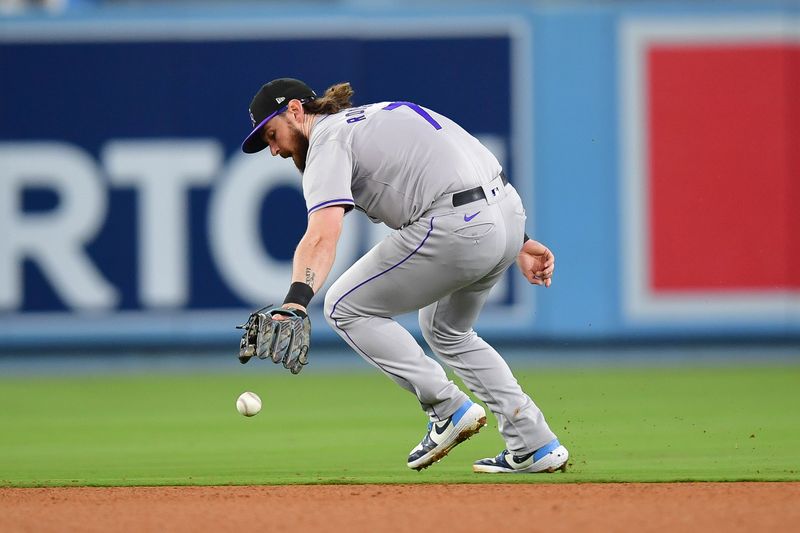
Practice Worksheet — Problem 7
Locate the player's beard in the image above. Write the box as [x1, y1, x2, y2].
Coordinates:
[288, 124, 310, 173]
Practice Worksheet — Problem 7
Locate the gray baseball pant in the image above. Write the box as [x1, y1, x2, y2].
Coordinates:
[323, 178, 557, 454]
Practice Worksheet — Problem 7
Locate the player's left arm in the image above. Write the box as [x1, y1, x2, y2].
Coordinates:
[282, 205, 345, 312]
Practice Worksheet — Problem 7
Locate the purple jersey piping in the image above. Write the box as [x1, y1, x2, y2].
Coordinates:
[307, 198, 355, 214]
[329, 218, 436, 413]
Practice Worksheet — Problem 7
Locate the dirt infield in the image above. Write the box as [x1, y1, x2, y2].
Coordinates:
[2, 483, 798, 532]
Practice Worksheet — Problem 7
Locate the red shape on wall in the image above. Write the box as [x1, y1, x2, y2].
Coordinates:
[648, 44, 799, 292]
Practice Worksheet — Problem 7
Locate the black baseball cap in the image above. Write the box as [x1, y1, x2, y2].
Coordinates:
[241, 78, 317, 154]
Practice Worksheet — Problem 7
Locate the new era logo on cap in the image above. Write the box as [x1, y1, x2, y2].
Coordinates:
[241, 78, 317, 154]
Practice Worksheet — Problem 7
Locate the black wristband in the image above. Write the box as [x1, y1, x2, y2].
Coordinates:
[283, 282, 314, 308]
[523, 232, 530, 244]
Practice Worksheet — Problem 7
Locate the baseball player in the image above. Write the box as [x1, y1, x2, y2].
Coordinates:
[237, 78, 568, 473]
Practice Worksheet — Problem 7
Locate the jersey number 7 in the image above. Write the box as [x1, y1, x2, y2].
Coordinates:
[383, 101, 442, 130]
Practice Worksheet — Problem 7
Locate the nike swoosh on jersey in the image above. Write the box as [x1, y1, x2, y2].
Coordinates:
[464, 211, 480, 222]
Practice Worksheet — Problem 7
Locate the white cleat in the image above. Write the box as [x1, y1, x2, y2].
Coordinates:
[407, 400, 487, 471]
[473, 439, 569, 473]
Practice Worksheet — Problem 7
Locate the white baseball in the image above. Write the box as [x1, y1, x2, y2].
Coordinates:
[236, 391, 262, 417]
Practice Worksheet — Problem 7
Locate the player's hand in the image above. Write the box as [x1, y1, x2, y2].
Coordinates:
[516, 239, 555, 287]
[277, 303, 307, 316]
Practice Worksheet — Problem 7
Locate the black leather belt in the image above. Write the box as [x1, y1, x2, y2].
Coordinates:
[452, 172, 509, 207]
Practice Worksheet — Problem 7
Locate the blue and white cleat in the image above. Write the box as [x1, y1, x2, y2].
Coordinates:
[407, 400, 487, 471]
[473, 439, 569, 473]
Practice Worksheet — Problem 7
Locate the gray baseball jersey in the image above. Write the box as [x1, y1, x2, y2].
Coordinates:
[306, 101, 557, 455]
[302, 102, 502, 229]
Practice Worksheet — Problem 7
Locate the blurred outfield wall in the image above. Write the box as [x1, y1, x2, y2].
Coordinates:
[0, 1, 797, 349]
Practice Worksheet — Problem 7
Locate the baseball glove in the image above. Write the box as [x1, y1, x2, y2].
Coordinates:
[237, 306, 311, 374]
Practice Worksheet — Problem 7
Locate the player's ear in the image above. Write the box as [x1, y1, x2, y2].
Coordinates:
[287, 99, 305, 122]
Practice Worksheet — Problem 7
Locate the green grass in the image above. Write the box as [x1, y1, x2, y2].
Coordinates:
[0, 364, 798, 486]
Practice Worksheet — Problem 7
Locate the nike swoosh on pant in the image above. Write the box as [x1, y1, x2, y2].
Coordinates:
[464, 211, 480, 222]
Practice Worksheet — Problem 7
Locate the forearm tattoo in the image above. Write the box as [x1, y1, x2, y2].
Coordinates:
[305, 267, 316, 289]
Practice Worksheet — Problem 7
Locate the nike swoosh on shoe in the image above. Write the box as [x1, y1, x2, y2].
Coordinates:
[434, 419, 451, 435]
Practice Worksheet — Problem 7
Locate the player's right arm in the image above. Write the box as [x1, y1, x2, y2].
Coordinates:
[236, 207, 342, 371]
[517, 239, 555, 287]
